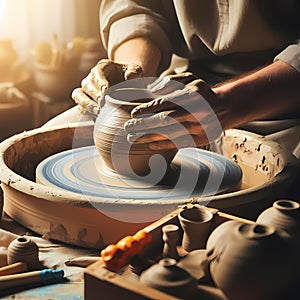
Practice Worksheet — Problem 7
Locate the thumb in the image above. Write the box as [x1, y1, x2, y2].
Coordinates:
[124, 63, 143, 80]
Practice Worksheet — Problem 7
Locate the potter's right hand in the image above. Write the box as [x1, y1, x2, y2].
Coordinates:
[72, 59, 143, 116]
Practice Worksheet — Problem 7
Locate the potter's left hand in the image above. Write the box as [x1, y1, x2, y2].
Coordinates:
[72, 59, 143, 116]
[124, 75, 226, 150]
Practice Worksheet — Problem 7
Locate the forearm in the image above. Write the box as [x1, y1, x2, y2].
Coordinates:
[213, 60, 300, 130]
[112, 37, 162, 77]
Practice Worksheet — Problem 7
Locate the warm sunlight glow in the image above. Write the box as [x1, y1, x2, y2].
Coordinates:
[0, 0, 6, 22]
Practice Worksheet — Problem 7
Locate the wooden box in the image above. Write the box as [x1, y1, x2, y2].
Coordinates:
[84, 205, 254, 299]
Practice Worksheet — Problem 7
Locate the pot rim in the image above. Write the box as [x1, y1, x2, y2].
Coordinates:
[105, 87, 155, 107]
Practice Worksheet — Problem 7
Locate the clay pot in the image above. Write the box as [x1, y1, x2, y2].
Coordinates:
[162, 224, 180, 260]
[94, 86, 177, 177]
[7, 236, 40, 270]
[256, 199, 300, 241]
[178, 206, 214, 251]
[206, 220, 299, 300]
[139, 257, 198, 298]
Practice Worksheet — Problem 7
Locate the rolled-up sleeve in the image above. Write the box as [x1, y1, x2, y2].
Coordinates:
[274, 40, 300, 72]
[99, 0, 172, 72]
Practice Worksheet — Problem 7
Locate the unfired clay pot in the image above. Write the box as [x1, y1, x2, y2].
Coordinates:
[206, 220, 299, 300]
[178, 206, 214, 251]
[94, 87, 177, 176]
[7, 236, 40, 270]
[139, 257, 198, 298]
[256, 199, 300, 241]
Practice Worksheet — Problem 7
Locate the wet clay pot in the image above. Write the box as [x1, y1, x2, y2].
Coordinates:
[139, 257, 198, 298]
[94, 87, 177, 177]
[256, 199, 300, 241]
[206, 221, 299, 300]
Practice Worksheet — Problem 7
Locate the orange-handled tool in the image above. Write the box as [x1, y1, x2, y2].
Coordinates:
[101, 229, 152, 272]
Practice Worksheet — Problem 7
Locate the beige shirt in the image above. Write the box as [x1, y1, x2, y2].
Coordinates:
[99, 0, 300, 77]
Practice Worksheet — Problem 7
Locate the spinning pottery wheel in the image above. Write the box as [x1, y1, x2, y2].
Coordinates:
[0, 123, 298, 249]
[35, 145, 242, 222]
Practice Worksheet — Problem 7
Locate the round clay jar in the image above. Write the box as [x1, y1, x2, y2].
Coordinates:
[139, 257, 198, 298]
[256, 199, 300, 241]
[94, 86, 177, 177]
[7, 236, 40, 270]
[206, 221, 299, 300]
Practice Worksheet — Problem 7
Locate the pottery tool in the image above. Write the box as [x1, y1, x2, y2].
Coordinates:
[0, 268, 65, 291]
[101, 229, 152, 272]
[0, 262, 27, 276]
[65, 256, 101, 268]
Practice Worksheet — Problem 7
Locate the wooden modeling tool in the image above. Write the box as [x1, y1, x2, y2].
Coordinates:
[0, 268, 65, 291]
[0, 262, 27, 276]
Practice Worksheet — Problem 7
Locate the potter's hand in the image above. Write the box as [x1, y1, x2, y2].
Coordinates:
[72, 59, 143, 116]
[125, 76, 225, 150]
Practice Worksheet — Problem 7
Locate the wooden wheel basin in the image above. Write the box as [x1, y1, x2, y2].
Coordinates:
[0, 123, 298, 249]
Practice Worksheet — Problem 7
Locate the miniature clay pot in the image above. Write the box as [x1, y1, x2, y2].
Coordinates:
[7, 236, 40, 270]
[162, 224, 180, 260]
[94, 86, 177, 177]
[178, 206, 214, 251]
[206, 220, 299, 300]
[139, 257, 198, 298]
[256, 199, 300, 241]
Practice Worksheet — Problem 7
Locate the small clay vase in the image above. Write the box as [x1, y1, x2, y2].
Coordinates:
[256, 199, 300, 241]
[7, 236, 40, 270]
[206, 220, 299, 300]
[139, 258, 198, 298]
[94, 84, 177, 177]
[178, 206, 214, 252]
[162, 224, 180, 260]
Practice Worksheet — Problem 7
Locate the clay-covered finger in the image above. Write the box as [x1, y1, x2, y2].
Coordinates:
[131, 87, 201, 117]
[81, 75, 103, 100]
[124, 111, 178, 132]
[72, 87, 94, 109]
[147, 76, 182, 95]
[149, 134, 207, 150]
[148, 72, 198, 95]
[127, 121, 202, 144]
[91, 59, 125, 91]
[124, 63, 143, 80]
